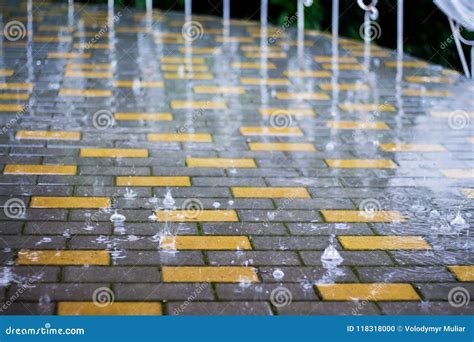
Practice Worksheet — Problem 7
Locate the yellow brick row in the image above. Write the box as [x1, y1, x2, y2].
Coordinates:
[160, 236, 251, 250]
[162, 266, 259, 282]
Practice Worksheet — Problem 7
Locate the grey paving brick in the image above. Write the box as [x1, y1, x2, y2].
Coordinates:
[167, 301, 273, 315]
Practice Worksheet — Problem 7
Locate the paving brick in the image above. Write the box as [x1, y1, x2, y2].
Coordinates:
[208, 251, 301, 266]
[167, 301, 273, 315]
[58, 302, 163, 315]
[277, 302, 380, 315]
[115, 283, 214, 300]
[17, 250, 110, 265]
[162, 266, 259, 283]
[317, 283, 420, 301]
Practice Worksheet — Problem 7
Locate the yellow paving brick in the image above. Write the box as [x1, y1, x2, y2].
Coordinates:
[319, 83, 369, 91]
[0, 69, 14, 76]
[80, 148, 148, 158]
[38, 25, 73, 31]
[338, 236, 431, 250]
[215, 36, 254, 43]
[0, 83, 33, 90]
[0, 93, 30, 100]
[147, 133, 212, 142]
[327, 121, 389, 130]
[59, 89, 112, 97]
[160, 236, 251, 250]
[34, 36, 72, 43]
[248, 142, 316, 152]
[114, 113, 172, 121]
[379, 143, 446, 152]
[58, 302, 162, 315]
[160, 57, 205, 64]
[65, 70, 112, 78]
[74, 31, 109, 38]
[283, 70, 331, 78]
[232, 187, 310, 198]
[16, 130, 81, 140]
[275, 92, 330, 100]
[30, 196, 111, 208]
[259, 108, 316, 117]
[164, 73, 214, 80]
[113, 80, 164, 88]
[161, 64, 209, 72]
[193, 86, 245, 94]
[240, 127, 303, 136]
[448, 266, 474, 281]
[314, 56, 358, 63]
[277, 40, 313, 46]
[321, 210, 405, 222]
[462, 189, 474, 199]
[240, 78, 290, 86]
[440, 169, 474, 178]
[171, 100, 227, 109]
[317, 283, 420, 301]
[385, 61, 428, 68]
[231, 62, 276, 69]
[17, 250, 109, 265]
[0, 104, 25, 112]
[116, 176, 190, 187]
[403, 89, 452, 97]
[339, 103, 396, 112]
[156, 210, 239, 222]
[244, 52, 287, 58]
[187, 157, 256, 168]
[162, 266, 259, 282]
[47, 52, 90, 59]
[4, 164, 77, 175]
[240, 45, 282, 52]
[73, 43, 111, 49]
[179, 47, 221, 54]
[321, 63, 365, 70]
[326, 159, 396, 169]
[431, 111, 474, 118]
[350, 50, 391, 57]
[405, 76, 454, 84]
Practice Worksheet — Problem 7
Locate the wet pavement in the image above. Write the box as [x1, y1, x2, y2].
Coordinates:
[0, 1, 473, 315]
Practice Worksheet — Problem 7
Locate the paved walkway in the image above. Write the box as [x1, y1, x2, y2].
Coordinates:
[0, 2, 473, 315]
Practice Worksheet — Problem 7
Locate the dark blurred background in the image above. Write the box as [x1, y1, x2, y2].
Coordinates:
[82, 0, 473, 72]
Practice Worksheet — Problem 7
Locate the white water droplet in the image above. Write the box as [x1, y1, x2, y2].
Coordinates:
[163, 190, 175, 209]
[272, 269, 284, 280]
[450, 212, 467, 226]
[110, 209, 126, 222]
[321, 244, 344, 268]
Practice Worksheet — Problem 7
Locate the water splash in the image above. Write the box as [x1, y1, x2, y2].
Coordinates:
[110, 209, 126, 222]
[124, 188, 137, 199]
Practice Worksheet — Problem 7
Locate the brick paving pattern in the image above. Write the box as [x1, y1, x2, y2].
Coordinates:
[0, 1, 473, 315]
